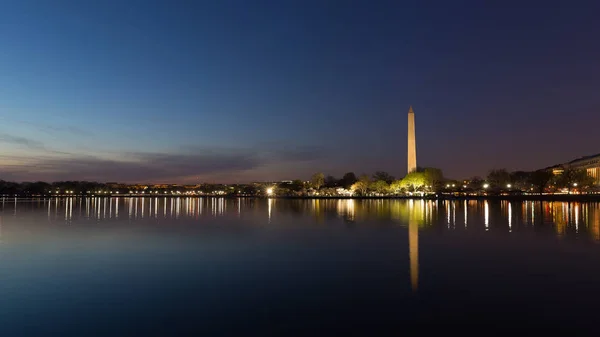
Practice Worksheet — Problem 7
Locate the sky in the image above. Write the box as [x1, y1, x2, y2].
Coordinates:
[1, 0, 599, 183]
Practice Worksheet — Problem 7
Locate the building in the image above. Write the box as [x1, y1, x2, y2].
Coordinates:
[549, 153, 600, 184]
[568, 154, 600, 183]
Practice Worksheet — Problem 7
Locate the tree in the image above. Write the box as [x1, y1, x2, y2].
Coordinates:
[319, 187, 338, 196]
[339, 172, 357, 189]
[280, 179, 305, 192]
[529, 170, 552, 194]
[240, 185, 259, 195]
[0, 180, 20, 195]
[444, 179, 460, 190]
[487, 169, 511, 188]
[324, 175, 338, 188]
[21, 181, 51, 195]
[351, 174, 371, 195]
[370, 180, 389, 194]
[401, 172, 427, 192]
[555, 168, 594, 190]
[372, 171, 395, 184]
[422, 167, 444, 191]
[510, 171, 530, 190]
[389, 180, 404, 194]
[310, 173, 325, 190]
[468, 176, 484, 189]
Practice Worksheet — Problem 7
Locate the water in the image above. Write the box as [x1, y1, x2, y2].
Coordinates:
[1, 197, 600, 336]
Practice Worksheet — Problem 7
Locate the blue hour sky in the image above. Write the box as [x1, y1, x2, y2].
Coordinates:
[1, 0, 599, 183]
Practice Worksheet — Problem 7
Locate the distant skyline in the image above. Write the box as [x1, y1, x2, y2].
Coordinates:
[1, 1, 600, 183]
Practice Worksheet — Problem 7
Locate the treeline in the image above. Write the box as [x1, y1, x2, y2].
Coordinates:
[0, 181, 109, 195]
[477, 168, 595, 193]
[0, 181, 243, 196]
[0, 166, 595, 196]
[296, 166, 596, 196]
[296, 167, 445, 196]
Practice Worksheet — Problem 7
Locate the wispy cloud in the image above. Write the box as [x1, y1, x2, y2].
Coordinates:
[0, 133, 46, 150]
[0, 117, 90, 136]
[0, 144, 326, 183]
[38, 124, 90, 136]
[0, 133, 72, 155]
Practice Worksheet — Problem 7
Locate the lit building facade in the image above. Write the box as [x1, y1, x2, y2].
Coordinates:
[550, 153, 600, 184]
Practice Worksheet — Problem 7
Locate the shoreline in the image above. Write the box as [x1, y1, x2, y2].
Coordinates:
[3, 194, 600, 202]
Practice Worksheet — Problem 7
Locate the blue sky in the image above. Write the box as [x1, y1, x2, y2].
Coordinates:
[1, 1, 600, 183]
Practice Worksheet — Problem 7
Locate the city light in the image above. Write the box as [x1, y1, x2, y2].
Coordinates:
[483, 184, 489, 189]
[507, 184, 512, 188]
[266, 188, 274, 196]
[573, 183, 578, 187]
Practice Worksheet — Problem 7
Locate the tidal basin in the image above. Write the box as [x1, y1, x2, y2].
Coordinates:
[1, 197, 600, 335]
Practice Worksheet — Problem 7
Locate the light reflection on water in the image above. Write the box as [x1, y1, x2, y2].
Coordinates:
[2, 197, 600, 334]
[1, 197, 600, 240]
[3, 197, 600, 289]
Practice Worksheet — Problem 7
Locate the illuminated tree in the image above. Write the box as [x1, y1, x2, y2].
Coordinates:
[370, 180, 389, 194]
[389, 180, 405, 194]
[351, 174, 371, 195]
[401, 172, 426, 192]
[311, 172, 325, 190]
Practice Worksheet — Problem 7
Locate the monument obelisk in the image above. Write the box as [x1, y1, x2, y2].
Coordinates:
[407, 106, 417, 173]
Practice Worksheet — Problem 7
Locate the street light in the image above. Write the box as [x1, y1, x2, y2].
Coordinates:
[573, 183, 578, 187]
[483, 184, 489, 189]
[507, 184, 512, 189]
[266, 188, 274, 196]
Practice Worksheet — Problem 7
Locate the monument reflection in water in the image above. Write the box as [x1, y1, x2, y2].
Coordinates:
[4, 197, 600, 282]
[2, 197, 600, 334]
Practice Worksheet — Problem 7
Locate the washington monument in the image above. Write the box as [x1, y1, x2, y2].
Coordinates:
[407, 106, 417, 173]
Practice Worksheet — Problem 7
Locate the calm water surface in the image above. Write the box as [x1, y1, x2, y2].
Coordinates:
[1, 197, 600, 335]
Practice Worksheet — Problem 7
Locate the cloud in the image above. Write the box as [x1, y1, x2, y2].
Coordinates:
[0, 117, 90, 136]
[31, 152, 261, 182]
[0, 145, 327, 183]
[0, 133, 46, 150]
[38, 124, 89, 136]
[0, 133, 73, 155]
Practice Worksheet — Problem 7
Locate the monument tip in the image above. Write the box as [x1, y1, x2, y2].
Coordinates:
[408, 106, 414, 114]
